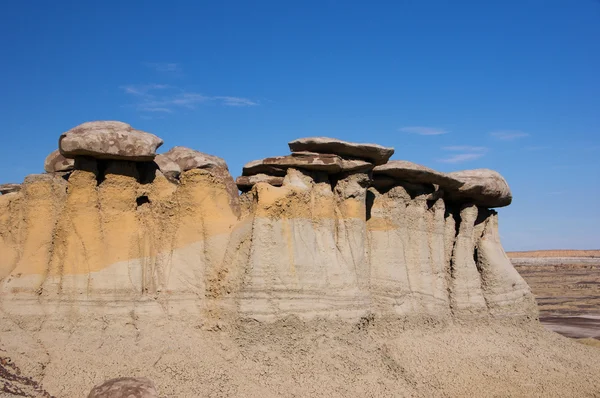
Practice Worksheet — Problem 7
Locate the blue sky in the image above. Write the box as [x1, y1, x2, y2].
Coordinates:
[1, 1, 599, 250]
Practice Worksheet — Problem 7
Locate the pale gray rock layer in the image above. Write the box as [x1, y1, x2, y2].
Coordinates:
[288, 136, 394, 165]
[59, 121, 163, 161]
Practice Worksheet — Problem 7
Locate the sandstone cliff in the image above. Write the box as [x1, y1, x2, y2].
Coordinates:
[0, 121, 536, 324]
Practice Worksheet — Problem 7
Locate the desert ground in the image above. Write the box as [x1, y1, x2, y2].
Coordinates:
[510, 250, 600, 341]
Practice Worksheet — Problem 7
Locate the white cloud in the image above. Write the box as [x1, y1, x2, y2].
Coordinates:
[438, 145, 487, 163]
[144, 62, 182, 73]
[438, 153, 486, 163]
[490, 130, 529, 141]
[120, 84, 171, 96]
[121, 84, 258, 113]
[214, 96, 258, 107]
[399, 126, 448, 135]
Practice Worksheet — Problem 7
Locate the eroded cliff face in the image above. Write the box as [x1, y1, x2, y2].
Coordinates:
[0, 122, 537, 323]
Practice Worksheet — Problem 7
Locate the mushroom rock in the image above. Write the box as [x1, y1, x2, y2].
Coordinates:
[373, 160, 463, 190]
[59, 121, 163, 161]
[288, 136, 394, 165]
[0, 183, 21, 195]
[0, 135, 534, 323]
[446, 168, 512, 208]
[44, 149, 75, 172]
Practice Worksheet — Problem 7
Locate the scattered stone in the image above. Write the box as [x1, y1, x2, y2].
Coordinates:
[44, 149, 74, 172]
[446, 169, 512, 208]
[59, 121, 163, 161]
[154, 154, 181, 180]
[0, 183, 21, 195]
[288, 137, 394, 165]
[236, 174, 285, 190]
[373, 160, 463, 190]
[87, 377, 158, 398]
[163, 146, 228, 171]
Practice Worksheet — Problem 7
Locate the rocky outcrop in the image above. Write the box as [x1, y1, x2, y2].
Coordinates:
[87, 377, 158, 398]
[446, 168, 512, 207]
[154, 154, 181, 181]
[288, 137, 394, 165]
[44, 149, 75, 172]
[0, 121, 535, 324]
[236, 174, 284, 191]
[0, 183, 20, 194]
[59, 121, 163, 161]
[373, 160, 463, 189]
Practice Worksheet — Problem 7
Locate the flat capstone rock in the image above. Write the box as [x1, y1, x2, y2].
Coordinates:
[59, 121, 163, 161]
[288, 137, 394, 165]
[446, 168, 512, 208]
[0, 183, 21, 195]
[373, 160, 463, 190]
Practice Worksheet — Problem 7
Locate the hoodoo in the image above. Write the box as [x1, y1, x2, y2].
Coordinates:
[0, 122, 535, 320]
[2, 121, 598, 397]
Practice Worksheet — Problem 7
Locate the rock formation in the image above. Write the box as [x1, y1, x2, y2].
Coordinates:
[0, 121, 536, 323]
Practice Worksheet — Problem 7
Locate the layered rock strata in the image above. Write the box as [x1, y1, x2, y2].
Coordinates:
[0, 122, 536, 323]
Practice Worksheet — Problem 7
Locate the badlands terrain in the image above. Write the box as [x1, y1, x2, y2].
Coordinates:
[0, 121, 599, 397]
[510, 250, 600, 342]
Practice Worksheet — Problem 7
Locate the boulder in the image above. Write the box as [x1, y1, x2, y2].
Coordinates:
[59, 121, 163, 161]
[288, 137, 394, 165]
[446, 169, 512, 208]
[163, 146, 227, 171]
[44, 149, 74, 172]
[164, 146, 240, 214]
[154, 154, 181, 180]
[373, 160, 463, 190]
[87, 377, 158, 398]
[0, 183, 21, 195]
[236, 174, 285, 190]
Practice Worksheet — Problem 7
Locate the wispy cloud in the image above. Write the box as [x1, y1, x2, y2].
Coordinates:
[490, 130, 529, 141]
[121, 84, 258, 113]
[214, 96, 258, 106]
[439, 153, 486, 163]
[399, 126, 448, 135]
[120, 84, 171, 96]
[144, 62, 182, 73]
[443, 145, 487, 152]
[438, 145, 488, 163]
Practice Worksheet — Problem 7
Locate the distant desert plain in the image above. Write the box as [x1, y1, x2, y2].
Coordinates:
[510, 250, 600, 344]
